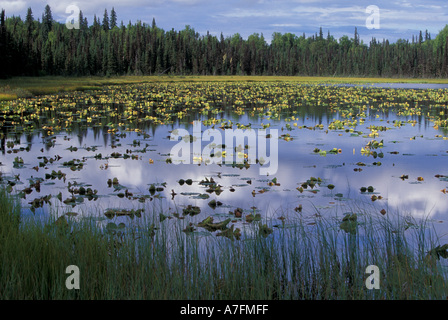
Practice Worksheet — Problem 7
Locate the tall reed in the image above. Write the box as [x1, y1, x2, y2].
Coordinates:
[0, 188, 447, 299]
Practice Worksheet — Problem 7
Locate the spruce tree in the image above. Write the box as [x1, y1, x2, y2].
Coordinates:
[25, 7, 33, 27]
[0, 9, 7, 78]
[79, 10, 88, 31]
[42, 4, 52, 35]
[110, 7, 117, 29]
[102, 9, 109, 31]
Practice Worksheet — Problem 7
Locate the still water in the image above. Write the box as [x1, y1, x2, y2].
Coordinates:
[1, 82, 448, 239]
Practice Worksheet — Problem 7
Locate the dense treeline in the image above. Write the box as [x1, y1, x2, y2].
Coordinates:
[1, 5, 448, 79]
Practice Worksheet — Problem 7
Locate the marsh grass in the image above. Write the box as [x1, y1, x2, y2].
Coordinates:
[0, 85, 33, 101]
[2, 75, 448, 101]
[1, 187, 447, 299]
[0, 93, 18, 101]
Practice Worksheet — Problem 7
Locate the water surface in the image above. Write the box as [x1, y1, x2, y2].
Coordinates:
[1, 81, 448, 239]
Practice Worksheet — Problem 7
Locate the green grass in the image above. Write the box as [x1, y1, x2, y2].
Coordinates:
[1, 75, 448, 100]
[1, 188, 447, 299]
[0, 85, 33, 101]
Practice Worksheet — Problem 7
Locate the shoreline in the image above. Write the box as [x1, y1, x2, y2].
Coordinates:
[2, 75, 448, 101]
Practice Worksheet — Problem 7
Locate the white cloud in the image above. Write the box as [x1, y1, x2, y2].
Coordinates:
[270, 23, 302, 27]
[170, 0, 203, 4]
[219, 8, 293, 18]
[109, 160, 144, 187]
[0, 0, 26, 13]
[292, 5, 365, 15]
[1, 0, 447, 43]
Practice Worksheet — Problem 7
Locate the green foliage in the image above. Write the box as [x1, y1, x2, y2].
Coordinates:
[0, 5, 447, 79]
[1, 187, 448, 299]
[434, 25, 448, 51]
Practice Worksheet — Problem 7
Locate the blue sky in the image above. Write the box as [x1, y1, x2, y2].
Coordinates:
[1, 0, 448, 43]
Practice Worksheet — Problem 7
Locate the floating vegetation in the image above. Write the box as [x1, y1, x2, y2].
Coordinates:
[208, 199, 223, 209]
[339, 213, 358, 234]
[1, 79, 448, 248]
[197, 216, 231, 232]
[107, 178, 119, 188]
[182, 223, 196, 234]
[3, 79, 448, 301]
[182, 205, 201, 216]
[178, 179, 193, 186]
[299, 177, 323, 190]
[427, 244, 448, 260]
[45, 170, 66, 181]
[62, 159, 84, 171]
[267, 177, 280, 186]
[29, 195, 52, 213]
[104, 208, 144, 219]
[245, 213, 262, 223]
[313, 147, 341, 156]
[216, 224, 241, 240]
[105, 222, 126, 234]
[148, 184, 164, 195]
[360, 186, 375, 193]
[13, 157, 24, 169]
[258, 223, 273, 237]
[232, 207, 243, 218]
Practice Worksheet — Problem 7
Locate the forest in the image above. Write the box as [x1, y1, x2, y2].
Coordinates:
[1, 4, 448, 79]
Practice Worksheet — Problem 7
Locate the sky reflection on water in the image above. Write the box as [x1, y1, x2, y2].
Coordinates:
[2, 85, 448, 240]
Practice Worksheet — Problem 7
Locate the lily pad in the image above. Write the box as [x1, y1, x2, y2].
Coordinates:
[197, 216, 231, 231]
[208, 199, 223, 209]
[183, 223, 196, 233]
[427, 244, 448, 260]
[104, 208, 143, 219]
[245, 213, 262, 223]
[216, 224, 241, 240]
[258, 223, 273, 237]
[339, 213, 358, 234]
[182, 205, 201, 216]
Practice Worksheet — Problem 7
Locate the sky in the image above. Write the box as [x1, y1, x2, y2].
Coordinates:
[1, 0, 448, 43]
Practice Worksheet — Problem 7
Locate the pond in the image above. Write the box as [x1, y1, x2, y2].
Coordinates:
[341, 82, 448, 90]
[1, 81, 448, 239]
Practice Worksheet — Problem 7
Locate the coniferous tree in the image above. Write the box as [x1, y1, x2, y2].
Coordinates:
[102, 9, 109, 31]
[24, 7, 34, 48]
[1, 6, 448, 79]
[110, 7, 117, 29]
[42, 4, 52, 36]
[79, 10, 88, 31]
[0, 9, 7, 78]
[25, 7, 33, 27]
[354, 27, 359, 46]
